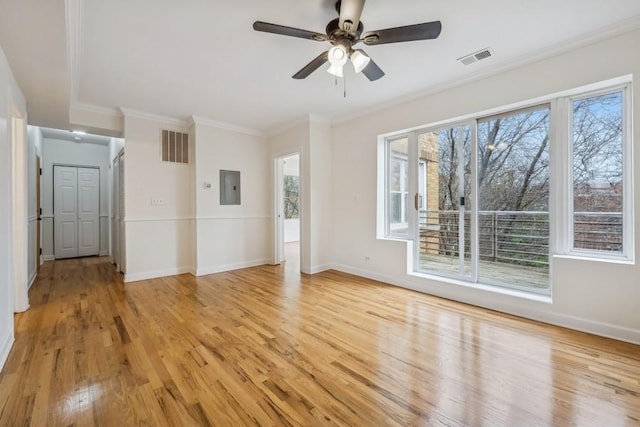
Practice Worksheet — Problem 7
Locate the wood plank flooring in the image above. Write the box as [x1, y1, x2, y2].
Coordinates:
[0, 256, 639, 426]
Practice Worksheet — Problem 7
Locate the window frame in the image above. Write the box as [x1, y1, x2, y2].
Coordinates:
[385, 135, 411, 238]
[564, 83, 633, 262]
[380, 76, 634, 293]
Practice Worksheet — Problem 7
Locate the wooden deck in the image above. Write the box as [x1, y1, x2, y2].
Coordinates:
[419, 254, 550, 291]
[0, 257, 638, 425]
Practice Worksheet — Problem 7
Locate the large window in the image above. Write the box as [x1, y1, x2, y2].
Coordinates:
[382, 80, 632, 295]
[570, 89, 626, 256]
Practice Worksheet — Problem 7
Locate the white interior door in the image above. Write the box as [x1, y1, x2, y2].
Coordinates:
[77, 168, 100, 257]
[54, 166, 79, 259]
[54, 165, 100, 259]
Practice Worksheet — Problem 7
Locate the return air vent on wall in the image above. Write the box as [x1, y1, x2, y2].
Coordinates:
[161, 129, 189, 164]
[457, 48, 493, 66]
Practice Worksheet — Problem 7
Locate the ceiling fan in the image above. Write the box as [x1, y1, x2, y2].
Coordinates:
[253, 0, 442, 81]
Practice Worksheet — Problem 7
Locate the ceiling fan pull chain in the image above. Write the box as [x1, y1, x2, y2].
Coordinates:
[343, 73, 347, 98]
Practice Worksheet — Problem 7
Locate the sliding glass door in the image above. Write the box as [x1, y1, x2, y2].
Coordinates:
[415, 125, 472, 278]
[476, 106, 550, 291]
[408, 108, 550, 293]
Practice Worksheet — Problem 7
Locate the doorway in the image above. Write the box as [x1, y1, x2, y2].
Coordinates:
[53, 165, 100, 259]
[36, 154, 41, 271]
[275, 153, 300, 271]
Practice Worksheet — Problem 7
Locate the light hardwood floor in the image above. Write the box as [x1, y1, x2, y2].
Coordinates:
[0, 257, 639, 426]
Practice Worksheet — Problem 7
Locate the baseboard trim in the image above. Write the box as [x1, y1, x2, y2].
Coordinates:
[124, 267, 193, 283]
[28, 269, 37, 289]
[99, 251, 109, 257]
[196, 259, 270, 276]
[43, 255, 55, 261]
[330, 263, 640, 345]
[0, 330, 15, 373]
[302, 264, 332, 275]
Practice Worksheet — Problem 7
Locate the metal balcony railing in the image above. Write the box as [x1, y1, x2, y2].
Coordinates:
[418, 210, 622, 268]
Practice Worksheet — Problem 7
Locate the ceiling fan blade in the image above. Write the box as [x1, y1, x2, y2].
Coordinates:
[292, 51, 329, 79]
[338, 0, 365, 34]
[253, 21, 327, 41]
[362, 21, 442, 45]
[360, 54, 385, 81]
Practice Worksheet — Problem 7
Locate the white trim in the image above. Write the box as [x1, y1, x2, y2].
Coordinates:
[71, 102, 121, 117]
[99, 214, 109, 218]
[124, 217, 194, 223]
[43, 255, 55, 261]
[196, 259, 270, 276]
[41, 214, 54, 219]
[28, 269, 37, 289]
[191, 115, 266, 137]
[196, 215, 271, 221]
[267, 116, 312, 138]
[119, 107, 189, 128]
[124, 266, 193, 283]
[99, 250, 109, 257]
[0, 332, 14, 373]
[124, 216, 271, 222]
[303, 264, 332, 275]
[332, 19, 640, 128]
[330, 263, 640, 345]
[27, 216, 37, 222]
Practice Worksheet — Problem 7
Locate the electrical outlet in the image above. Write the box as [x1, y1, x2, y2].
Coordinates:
[150, 198, 164, 206]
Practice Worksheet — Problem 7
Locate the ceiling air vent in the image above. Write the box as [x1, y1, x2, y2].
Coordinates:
[161, 129, 189, 164]
[457, 48, 493, 66]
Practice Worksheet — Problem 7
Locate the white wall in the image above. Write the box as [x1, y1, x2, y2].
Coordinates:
[309, 119, 332, 271]
[268, 117, 333, 273]
[0, 45, 26, 371]
[193, 121, 270, 275]
[41, 138, 111, 259]
[122, 114, 194, 281]
[330, 29, 640, 344]
[26, 126, 43, 286]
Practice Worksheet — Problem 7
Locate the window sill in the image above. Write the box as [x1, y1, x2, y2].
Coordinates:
[553, 254, 635, 265]
[408, 271, 553, 304]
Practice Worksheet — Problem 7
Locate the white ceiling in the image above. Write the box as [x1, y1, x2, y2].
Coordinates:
[39, 127, 112, 145]
[1, 0, 640, 135]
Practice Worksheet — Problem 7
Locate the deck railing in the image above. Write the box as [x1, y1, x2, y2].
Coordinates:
[419, 210, 622, 268]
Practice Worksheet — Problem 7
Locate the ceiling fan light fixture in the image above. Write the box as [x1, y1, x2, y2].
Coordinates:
[327, 63, 344, 78]
[328, 45, 348, 67]
[350, 50, 370, 73]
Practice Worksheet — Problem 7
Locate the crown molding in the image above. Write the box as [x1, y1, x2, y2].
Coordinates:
[72, 102, 121, 117]
[266, 116, 312, 138]
[119, 107, 189, 128]
[190, 115, 266, 137]
[333, 16, 640, 128]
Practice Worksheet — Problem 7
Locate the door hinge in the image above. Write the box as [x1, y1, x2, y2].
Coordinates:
[39, 168, 42, 175]
[39, 248, 42, 255]
[39, 208, 42, 215]
[460, 196, 466, 207]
